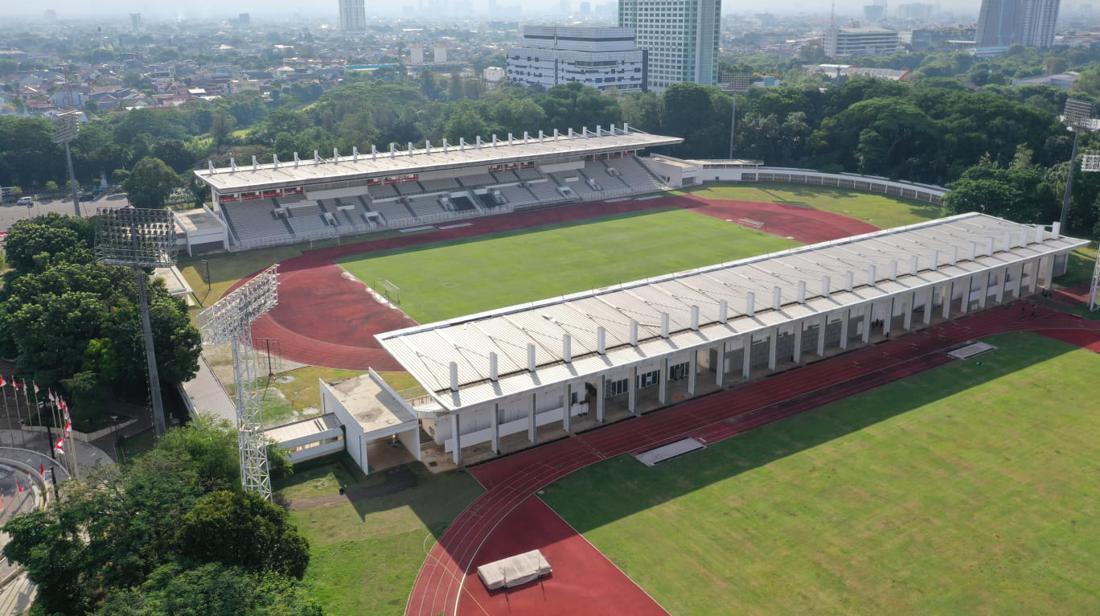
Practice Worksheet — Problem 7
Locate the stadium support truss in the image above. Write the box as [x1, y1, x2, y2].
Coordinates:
[197, 266, 279, 500]
[95, 207, 177, 437]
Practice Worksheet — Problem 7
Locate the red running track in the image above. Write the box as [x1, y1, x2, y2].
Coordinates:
[244, 195, 874, 370]
[406, 304, 1100, 616]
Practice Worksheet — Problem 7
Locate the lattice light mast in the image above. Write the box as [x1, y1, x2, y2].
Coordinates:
[1059, 98, 1098, 231]
[52, 110, 82, 218]
[1089, 249, 1100, 312]
[95, 207, 177, 437]
[197, 266, 279, 500]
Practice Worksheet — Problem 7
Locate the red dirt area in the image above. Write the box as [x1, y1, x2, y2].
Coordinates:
[678, 193, 879, 244]
[405, 304, 1100, 616]
[455, 497, 666, 616]
[248, 195, 874, 370]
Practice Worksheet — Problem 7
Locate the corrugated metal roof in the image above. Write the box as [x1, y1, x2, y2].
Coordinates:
[193, 128, 682, 193]
[377, 213, 1088, 411]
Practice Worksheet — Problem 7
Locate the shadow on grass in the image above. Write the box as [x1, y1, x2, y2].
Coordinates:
[543, 332, 1087, 535]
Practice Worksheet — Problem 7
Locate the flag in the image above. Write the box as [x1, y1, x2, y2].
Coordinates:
[33, 381, 39, 395]
[11, 377, 19, 391]
[0, 376, 7, 388]
[17, 483, 23, 494]
[39, 463, 44, 476]
[53, 437, 65, 455]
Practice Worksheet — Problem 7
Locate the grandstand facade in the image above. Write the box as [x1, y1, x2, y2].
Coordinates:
[375, 213, 1087, 465]
[193, 125, 681, 251]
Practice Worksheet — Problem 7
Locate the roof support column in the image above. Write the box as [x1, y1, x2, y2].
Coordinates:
[942, 281, 953, 319]
[687, 350, 697, 397]
[528, 394, 537, 444]
[715, 343, 726, 388]
[742, 335, 752, 379]
[977, 271, 990, 310]
[883, 298, 894, 337]
[768, 327, 778, 371]
[924, 287, 935, 325]
[959, 276, 972, 315]
[903, 293, 914, 331]
[562, 382, 571, 433]
[995, 266, 1008, 304]
[658, 357, 669, 406]
[862, 304, 873, 344]
[792, 320, 803, 364]
[596, 375, 605, 423]
[840, 309, 850, 350]
[628, 366, 637, 415]
[490, 403, 500, 455]
[817, 313, 828, 356]
[451, 414, 461, 466]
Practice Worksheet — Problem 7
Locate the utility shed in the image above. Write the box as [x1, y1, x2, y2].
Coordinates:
[320, 369, 421, 474]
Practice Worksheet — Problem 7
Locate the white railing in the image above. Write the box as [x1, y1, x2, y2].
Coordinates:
[734, 167, 947, 205]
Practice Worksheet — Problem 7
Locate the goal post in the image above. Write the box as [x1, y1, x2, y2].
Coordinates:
[378, 279, 402, 305]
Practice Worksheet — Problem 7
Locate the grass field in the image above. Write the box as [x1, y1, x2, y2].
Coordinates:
[543, 332, 1100, 615]
[277, 460, 482, 615]
[339, 209, 798, 323]
[681, 183, 949, 229]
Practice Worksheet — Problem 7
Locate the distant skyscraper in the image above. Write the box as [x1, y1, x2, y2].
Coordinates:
[619, 0, 721, 91]
[339, 0, 367, 32]
[130, 13, 142, 31]
[976, 0, 1060, 52]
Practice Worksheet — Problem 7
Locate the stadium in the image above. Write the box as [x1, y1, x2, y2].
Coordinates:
[188, 126, 1100, 616]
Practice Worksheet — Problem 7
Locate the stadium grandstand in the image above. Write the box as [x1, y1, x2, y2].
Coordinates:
[192, 125, 681, 251]
[367, 213, 1085, 466]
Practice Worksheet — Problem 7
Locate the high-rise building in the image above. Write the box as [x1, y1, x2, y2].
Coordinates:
[825, 27, 900, 57]
[339, 0, 367, 32]
[130, 13, 142, 31]
[976, 0, 1060, 53]
[506, 26, 648, 92]
[619, 0, 720, 91]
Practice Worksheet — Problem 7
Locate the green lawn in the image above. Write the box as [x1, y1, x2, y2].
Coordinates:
[277, 460, 482, 615]
[680, 183, 949, 229]
[339, 209, 798, 323]
[543, 332, 1100, 615]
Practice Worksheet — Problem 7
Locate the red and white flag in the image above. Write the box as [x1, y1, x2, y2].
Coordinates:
[38, 463, 45, 476]
[53, 437, 65, 455]
[0, 376, 7, 389]
[16, 484, 22, 494]
[33, 381, 39, 395]
[11, 377, 20, 391]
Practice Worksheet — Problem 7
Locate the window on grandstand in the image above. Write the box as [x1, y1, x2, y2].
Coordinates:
[605, 377, 629, 399]
[668, 361, 691, 382]
[637, 370, 660, 390]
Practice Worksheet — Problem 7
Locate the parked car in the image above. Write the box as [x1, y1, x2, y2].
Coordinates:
[16, 196, 34, 207]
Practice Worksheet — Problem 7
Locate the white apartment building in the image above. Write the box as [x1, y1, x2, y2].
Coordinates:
[618, 0, 721, 91]
[506, 26, 648, 92]
[825, 27, 901, 57]
[338, 0, 366, 32]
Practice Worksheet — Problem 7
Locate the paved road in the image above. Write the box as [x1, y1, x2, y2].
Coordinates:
[0, 193, 130, 233]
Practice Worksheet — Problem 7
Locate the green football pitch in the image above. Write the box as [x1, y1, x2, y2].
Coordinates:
[339, 209, 797, 323]
[543, 332, 1100, 614]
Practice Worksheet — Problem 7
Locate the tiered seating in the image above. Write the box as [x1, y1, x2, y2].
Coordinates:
[456, 174, 495, 187]
[449, 194, 478, 211]
[372, 200, 418, 225]
[421, 178, 460, 192]
[497, 184, 539, 207]
[406, 195, 448, 218]
[608, 157, 666, 193]
[286, 203, 330, 234]
[491, 170, 520, 183]
[526, 180, 567, 202]
[395, 181, 425, 196]
[557, 172, 603, 201]
[515, 167, 541, 181]
[369, 184, 400, 199]
[222, 199, 294, 244]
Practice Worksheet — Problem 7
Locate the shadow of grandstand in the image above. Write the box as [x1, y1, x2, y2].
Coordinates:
[542, 330, 1093, 535]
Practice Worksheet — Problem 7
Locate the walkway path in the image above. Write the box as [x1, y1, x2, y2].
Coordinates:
[405, 304, 1100, 616]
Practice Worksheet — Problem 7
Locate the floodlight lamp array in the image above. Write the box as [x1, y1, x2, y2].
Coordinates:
[1082, 153, 1100, 173]
[197, 265, 279, 344]
[94, 207, 177, 268]
[1063, 98, 1095, 129]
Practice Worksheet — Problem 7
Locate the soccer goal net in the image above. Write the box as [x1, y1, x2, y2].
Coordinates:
[378, 279, 402, 305]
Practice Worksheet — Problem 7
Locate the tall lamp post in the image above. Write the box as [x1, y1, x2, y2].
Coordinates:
[1059, 98, 1098, 232]
[197, 266, 279, 500]
[52, 110, 83, 218]
[719, 71, 752, 160]
[95, 207, 177, 437]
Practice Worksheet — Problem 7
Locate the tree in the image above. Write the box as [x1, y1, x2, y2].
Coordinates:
[2, 213, 94, 272]
[177, 490, 310, 579]
[123, 157, 179, 208]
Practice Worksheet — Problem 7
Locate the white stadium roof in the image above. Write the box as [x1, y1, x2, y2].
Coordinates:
[377, 213, 1087, 411]
[193, 127, 682, 193]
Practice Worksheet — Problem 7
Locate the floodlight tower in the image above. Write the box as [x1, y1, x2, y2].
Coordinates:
[1059, 98, 1097, 232]
[95, 207, 177, 437]
[52, 110, 83, 217]
[197, 266, 279, 500]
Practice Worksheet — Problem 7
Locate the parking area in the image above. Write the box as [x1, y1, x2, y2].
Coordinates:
[0, 192, 130, 233]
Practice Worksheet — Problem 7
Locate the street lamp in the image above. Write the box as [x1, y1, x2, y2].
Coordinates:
[95, 207, 177, 438]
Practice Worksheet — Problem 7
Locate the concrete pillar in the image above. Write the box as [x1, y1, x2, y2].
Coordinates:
[942, 281, 952, 319]
[628, 366, 637, 415]
[768, 327, 778, 371]
[451, 414, 461, 465]
[977, 273, 989, 309]
[792, 321, 803, 364]
[903, 294, 914, 331]
[528, 394, 537, 443]
[490, 403, 500, 454]
[742, 337, 752, 379]
[687, 350, 697, 396]
[924, 287, 934, 325]
[840, 309, 850, 350]
[959, 276, 971, 314]
[817, 314, 828, 356]
[862, 305, 873, 344]
[596, 376, 605, 423]
[562, 383, 571, 433]
[883, 298, 893, 336]
[995, 266, 1007, 304]
[716, 343, 726, 387]
[658, 357, 669, 405]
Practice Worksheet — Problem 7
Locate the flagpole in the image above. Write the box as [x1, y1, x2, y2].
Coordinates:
[50, 394, 63, 468]
[31, 383, 43, 454]
[0, 379, 11, 449]
[12, 379, 25, 449]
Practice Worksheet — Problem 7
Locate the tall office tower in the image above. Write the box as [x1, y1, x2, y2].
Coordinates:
[976, 0, 1060, 53]
[1020, 0, 1061, 47]
[619, 0, 721, 91]
[339, 0, 367, 32]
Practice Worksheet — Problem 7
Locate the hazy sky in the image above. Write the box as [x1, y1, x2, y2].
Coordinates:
[8, 0, 983, 20]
